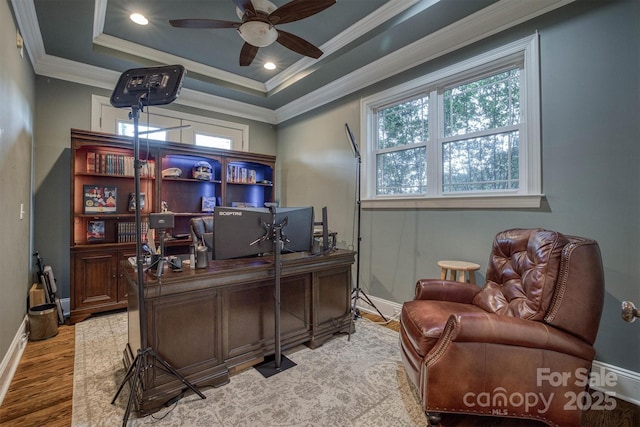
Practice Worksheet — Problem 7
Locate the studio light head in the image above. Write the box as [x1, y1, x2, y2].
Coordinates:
[110, 65, 186, 108]
[344, 123, 360, 158]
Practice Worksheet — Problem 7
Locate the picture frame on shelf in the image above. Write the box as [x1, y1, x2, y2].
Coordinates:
[87, 220, 105, 243]
[201, 196, 216, 212]
[83, 185, 117, 214]
[128, 192, 146, 212]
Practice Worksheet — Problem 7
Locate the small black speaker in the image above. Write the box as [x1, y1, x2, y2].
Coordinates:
[149, 213, 175, 229]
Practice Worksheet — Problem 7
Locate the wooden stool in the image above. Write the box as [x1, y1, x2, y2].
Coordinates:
[438, 260, 481, 284]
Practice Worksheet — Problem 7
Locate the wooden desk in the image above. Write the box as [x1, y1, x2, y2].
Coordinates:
[123, 249, 355, 413]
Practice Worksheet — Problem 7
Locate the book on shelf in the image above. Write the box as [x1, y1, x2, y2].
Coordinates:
[87, 220, 105, 243]
[85, 151, 154, 177]
[140, 161, 155, 178]
[227, 165, 257, 183]
[83, 185, 117, 214]
[117, 220, 149, 243]
[86, 152, 96, 173]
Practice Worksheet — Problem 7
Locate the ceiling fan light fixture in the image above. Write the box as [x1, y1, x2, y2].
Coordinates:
[130, 13, 148, 26]
[236, 0, 277, 19]
[237, 21, 278, 47]
[170, 0, 334, 66]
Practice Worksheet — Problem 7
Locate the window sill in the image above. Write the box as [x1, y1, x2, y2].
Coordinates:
[361, 194, 545, 209]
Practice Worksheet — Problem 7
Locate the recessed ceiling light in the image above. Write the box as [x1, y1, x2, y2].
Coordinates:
[130, 13, 148, 26]
[264, 62, 276, 70]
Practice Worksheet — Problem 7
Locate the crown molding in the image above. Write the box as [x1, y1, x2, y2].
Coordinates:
[93, 0, 107, 39]
[92, 33, 267, 94]
[11, 0, 275, 122]
[26, 51, 276, 123]
[178, 88, 277, 123]
[32, 54, 277, 123]
[90, 0, 266, 94]
[10, 0, 45, 61]
[34, 54, 119, 90]
[264, 0, 422, 93]
[12, 0, 573, 125]
[275, 0, 574, 123]
[91, 0, 419, 97]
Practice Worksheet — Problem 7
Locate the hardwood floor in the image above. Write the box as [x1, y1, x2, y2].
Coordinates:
[0, 323, 74, 427]
[0, 313, 637, 427]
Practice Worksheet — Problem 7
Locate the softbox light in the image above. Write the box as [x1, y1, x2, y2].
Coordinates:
[110, 65, 186, 108]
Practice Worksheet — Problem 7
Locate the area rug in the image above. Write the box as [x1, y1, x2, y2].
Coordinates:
[72, 312, 427, 426]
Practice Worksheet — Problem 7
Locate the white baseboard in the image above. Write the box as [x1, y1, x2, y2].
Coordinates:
[0, 315, 29, 406]
[355, 294, 403, 322]
[355, 295, 640, 407]
[591, 360, 640, 406]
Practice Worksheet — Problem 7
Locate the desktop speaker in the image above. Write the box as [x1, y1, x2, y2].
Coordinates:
[149, 213, 175, 229]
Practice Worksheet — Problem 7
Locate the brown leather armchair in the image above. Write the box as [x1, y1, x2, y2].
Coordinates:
[399, 228, 604, 427]
[190, 216, 214, 255]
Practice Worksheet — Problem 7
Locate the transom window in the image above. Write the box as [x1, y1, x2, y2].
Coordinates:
[93, 95, 248, 152]
[361, 35, 541, 209]
[195, 133, 232, 150]
[117, 123, 167, 141]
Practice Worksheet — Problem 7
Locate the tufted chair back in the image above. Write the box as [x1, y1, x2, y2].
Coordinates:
[473, 228, 569, 320]
[472, 228, 604, 344]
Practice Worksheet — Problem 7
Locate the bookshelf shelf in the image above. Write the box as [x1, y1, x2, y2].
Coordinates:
[227, 181, 273, 186]
[162, 177, 222, 184]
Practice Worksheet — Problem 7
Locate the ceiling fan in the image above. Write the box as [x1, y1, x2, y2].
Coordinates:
[169, 0, 336, 67]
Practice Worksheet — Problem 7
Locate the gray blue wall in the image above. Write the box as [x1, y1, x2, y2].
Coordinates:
[276, 0, 640, 372]
[0, 2, 36, 360]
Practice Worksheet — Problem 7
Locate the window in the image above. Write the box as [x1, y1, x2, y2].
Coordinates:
[117, 123, 167, 141]
[92, 95, 248, 151]
[376, 95, 428, 195]
[361, 35, 541, 209]
[441, 68, 520, 193]
[195, 133, 232, 150]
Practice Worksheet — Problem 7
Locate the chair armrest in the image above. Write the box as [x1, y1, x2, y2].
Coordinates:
[414, 279, 481, 304]
[448, 312, 595, 360]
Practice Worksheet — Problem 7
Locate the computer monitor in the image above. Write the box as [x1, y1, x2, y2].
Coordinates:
[213, 206, 314, 260]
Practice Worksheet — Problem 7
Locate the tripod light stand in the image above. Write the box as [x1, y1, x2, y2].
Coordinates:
[344, 124, 387, 327]
[109, 65, 205, 426]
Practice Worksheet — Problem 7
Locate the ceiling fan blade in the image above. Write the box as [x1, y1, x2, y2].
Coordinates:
[232, 0, 256, 17]
[276, 30, 323, 59]
[170, 19, 239, 29]
[239, 42, 259, 66]
[269, 0, 336, 25]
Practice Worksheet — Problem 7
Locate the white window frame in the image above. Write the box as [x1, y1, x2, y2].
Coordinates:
[360, 34, 542, 209]
[91, 95, 249, 151]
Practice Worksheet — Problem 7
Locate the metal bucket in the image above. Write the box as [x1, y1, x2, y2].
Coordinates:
[28, 303, 58, 341]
